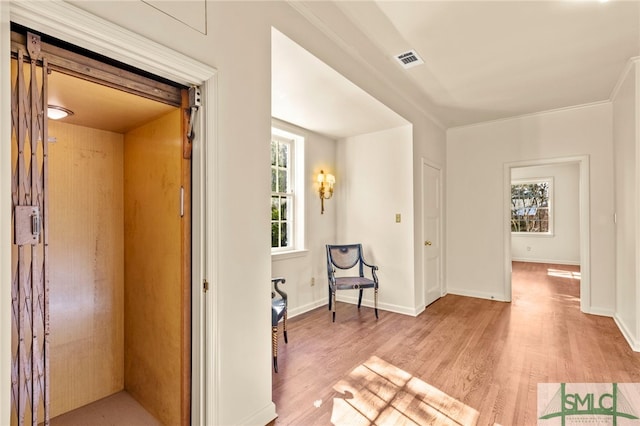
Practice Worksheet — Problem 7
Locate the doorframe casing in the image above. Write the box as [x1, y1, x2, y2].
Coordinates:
[503, 155, 590, 313]
[1, 2, 218, 425]
[421, 157, 444, 308]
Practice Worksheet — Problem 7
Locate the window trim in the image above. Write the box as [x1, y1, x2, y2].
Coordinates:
[510, 177, 554, 236]
[271, 134, 294, 252]
[271, 127, 305, 254]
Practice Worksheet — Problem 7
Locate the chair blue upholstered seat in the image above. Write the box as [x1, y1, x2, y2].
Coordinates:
[326, 244, 379, 322]
[271, 277, 288, 372]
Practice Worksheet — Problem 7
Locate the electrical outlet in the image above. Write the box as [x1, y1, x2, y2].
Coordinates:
[395, 213, 401, 223]
[311, 277, 315, 286]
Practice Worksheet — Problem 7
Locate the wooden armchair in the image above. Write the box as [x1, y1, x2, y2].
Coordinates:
[326, 244, 379, 322]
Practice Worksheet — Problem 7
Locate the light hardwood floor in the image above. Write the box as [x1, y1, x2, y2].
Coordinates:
[271, 262, 640, 425]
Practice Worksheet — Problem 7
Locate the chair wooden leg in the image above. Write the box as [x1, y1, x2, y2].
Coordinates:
[283, 310, 288, 344]
[357, 288, 363, 308]
[374, 287, 379, 319]
[328, 285, 332, 311]
[272, 325, 279, 373]
[332, 289, 336, 322]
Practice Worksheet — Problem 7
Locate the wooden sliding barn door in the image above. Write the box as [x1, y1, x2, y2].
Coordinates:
[10, 33, 50, 426]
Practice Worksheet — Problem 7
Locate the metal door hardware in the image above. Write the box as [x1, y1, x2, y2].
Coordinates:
[187, 86, 201, 141]
[14, 206, 41, 245]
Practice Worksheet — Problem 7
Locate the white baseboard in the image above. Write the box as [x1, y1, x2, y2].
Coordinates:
[240, 402, 277, 426]
[414, 305, 426, 316]
[586, 306, 614, 317]
[614, 314, 640, 352]
[290, 295, 422, 317]
[335, 294, 422, 316]
[288, 299, 329, 319]
[511, 257, 580, 266]
[446, 287, 508, 302]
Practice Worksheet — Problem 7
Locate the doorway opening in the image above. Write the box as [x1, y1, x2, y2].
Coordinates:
[10, 27, 192, 426]
[504, 156, 590, 313]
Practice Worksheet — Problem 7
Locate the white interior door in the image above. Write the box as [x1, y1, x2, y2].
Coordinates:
[423, 161, 442, 307]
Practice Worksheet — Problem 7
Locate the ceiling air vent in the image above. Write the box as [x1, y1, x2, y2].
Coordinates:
[394, 50, 424, 69]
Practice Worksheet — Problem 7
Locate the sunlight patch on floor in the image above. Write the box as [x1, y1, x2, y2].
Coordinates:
[331, 355, 496, 425]
[547, 268, 581, 280]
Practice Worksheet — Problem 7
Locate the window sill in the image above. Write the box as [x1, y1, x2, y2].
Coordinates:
[271, 249, 309, 261]
[511, 232, 555, 238]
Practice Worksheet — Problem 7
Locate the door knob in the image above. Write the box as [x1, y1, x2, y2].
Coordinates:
[425, 241, 432, 246]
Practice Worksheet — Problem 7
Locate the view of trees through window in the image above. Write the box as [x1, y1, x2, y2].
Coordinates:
[511, 181, 551, 233]
[271, 137, 293, 249]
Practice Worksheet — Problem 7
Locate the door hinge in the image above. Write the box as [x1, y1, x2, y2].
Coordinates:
[203, 279, 209, 292]
[182, 86, 200, 160]
[187, 86, 201, 141]
[26, 32, 41, 61]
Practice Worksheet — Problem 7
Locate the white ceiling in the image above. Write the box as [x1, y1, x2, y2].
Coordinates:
[48, 70, 176, 134]
[273, 0, 640, 136]
[272, 28, 409, 139]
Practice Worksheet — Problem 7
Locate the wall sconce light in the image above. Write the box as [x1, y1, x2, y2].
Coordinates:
[317, 170, 335, 214]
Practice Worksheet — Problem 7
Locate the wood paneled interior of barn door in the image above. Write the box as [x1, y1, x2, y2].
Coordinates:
[45, 108, 190, 424]
[123, 107, 188, 426]
[47, 121, 125, 418]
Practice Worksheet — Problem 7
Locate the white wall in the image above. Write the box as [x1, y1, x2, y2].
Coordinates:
[612, 61, 639, 348]
[511, 163, 580, 265]
[447, 103, 615, 313]
[270, 119, 336, 317]
[336, 125, 417, 314]
[1, 1, 449, 424]
[196, 4, 274, 423]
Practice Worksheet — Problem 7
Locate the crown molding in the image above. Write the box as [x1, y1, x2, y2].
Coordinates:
[449, 100, 612, 132]
[609, 56, 640, 102]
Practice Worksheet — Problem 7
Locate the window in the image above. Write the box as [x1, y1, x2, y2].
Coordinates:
[271, 127, 305, 253]
[511, 178, 553, 234]
[271, 134, 293, 249]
